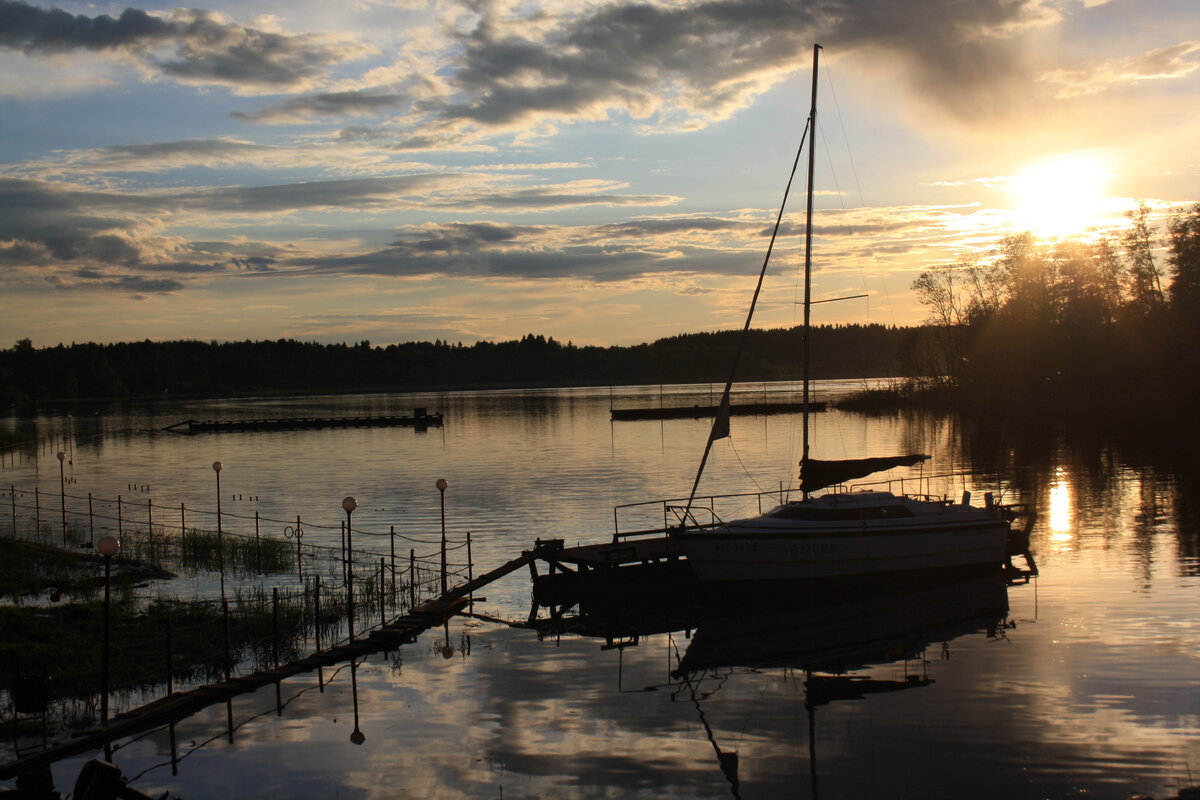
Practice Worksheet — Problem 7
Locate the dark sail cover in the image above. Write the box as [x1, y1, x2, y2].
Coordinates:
[800, 454, 930, 493]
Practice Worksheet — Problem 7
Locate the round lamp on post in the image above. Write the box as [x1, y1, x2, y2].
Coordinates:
[98, 535, 121, 728]
[57, 451, 67, 547]
[436, 479, 448, 594]
[342, 496, 357, 641]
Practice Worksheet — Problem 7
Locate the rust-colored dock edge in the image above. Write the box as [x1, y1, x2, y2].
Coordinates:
[166, 412, 443, 435]
[0, 547, 542, 780]
[610, 401, 825, 421]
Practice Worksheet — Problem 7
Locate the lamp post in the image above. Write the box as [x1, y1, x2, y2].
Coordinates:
[212, 461, 223, 536]
[98, 535, 121, 727]
[57, 451, 67, 547]
[342, 496, 357, 641]
[436, 478, 448, 594]
[212, 461, 225, 585]
[213, 462, 231, 681]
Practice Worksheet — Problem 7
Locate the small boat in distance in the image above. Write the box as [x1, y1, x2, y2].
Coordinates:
[667, 44, 1024, 585]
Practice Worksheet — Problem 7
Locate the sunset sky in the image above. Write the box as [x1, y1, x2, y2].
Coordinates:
[1, 0, 1197, 348]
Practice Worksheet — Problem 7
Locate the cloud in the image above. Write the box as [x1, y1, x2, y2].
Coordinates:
[408, 0, 1050, 144]
[0, 173, 691, 295]
[0, 178, 279, 291]
[3, 0, 1056, 138]
[593, 217, 749, 237]
[1040, 41, 1200, 98]
[11, 137, 410, 179]
[229, 90, 409, 124]
[0, 0, 175, 52]
[454, 184, 678, 211]
[436, 0, 818, 132]
[45, 270, 185, 293]
[0, 0, 370, 93]
[293, 214, 778, 283]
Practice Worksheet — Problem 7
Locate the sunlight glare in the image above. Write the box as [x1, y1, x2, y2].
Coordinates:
[1011, 155, 1109, 238]
[1048, 475, 1074, 546]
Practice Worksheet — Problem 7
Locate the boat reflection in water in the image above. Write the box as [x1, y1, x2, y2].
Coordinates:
[533, 571, 1012, 799]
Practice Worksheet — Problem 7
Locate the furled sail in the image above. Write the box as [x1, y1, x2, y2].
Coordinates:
[800, 454, 930, 493]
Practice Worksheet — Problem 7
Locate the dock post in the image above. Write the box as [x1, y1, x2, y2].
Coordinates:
[409, 549, 416, 609]
[222, 598, 232, 681]
[35, 487, 40, 534]
[295, 516, 303, 581]
[379, 557, 386, 624]
[314, 575, 322, 653]
[88, 493, 94, 547]
[272, 587, 279, 668]
[147, 498, 153, 537]
[57, 452, 67, 546]
[170, 722, 178, 776]
[116, 494, 122, 538]
[467, 532, 474, 609]
[165, 615, 173, 696]
[99, 536, 118, 725]
[10, 485, 16, 537]
[389, 526, 396, 604]
[180, 502, 185, 534]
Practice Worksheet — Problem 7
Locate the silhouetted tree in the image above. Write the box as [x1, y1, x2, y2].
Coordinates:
[1167, 203, 1200, 316]
[1122, 201, 1166, 315]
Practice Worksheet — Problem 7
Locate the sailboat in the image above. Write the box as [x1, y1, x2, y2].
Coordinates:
[670, 44, 1020, 585]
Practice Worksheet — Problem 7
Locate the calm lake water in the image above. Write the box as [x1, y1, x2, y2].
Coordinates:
[2, 383, 1199, 799]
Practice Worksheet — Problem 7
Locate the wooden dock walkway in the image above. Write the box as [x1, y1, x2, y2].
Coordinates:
[0, 546, 543, 781]
[611, 401, 825, 421]
[164, 410, 442, 434]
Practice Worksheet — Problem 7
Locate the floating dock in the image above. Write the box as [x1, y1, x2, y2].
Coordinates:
[165, 408, 442, 434]
[611, 401, 825, 421]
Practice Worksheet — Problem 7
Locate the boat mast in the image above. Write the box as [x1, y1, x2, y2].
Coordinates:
[801, 43, 820, 492]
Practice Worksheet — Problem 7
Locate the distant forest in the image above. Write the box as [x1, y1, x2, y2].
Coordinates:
[0, 323, 915, 404]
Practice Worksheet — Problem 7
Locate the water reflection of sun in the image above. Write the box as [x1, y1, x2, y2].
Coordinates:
[1048, 473, 1074, 546]
[1011, 154, 1110, 238]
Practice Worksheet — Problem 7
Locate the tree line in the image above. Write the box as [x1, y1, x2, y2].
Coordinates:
[907, 202, 1200, 413]
[0, 323, 912, 404]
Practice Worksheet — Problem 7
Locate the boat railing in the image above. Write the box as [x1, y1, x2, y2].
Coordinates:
[846, 471, 1020, 507]
[612, 489, 787, 541]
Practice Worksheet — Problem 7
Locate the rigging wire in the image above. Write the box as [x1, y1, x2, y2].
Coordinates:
[725, 437, 765, 493]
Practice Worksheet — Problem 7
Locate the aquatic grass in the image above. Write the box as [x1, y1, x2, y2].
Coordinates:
[0, 589, 343, 713]
[1, 529, 427, 753]
[118, 526, 296, 577]
[0, 537, 172, 603]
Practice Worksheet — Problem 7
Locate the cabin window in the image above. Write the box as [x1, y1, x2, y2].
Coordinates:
[767, 504, 916, 521]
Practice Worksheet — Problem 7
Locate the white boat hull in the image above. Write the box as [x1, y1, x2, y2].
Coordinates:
[674, 493, 1012, 583]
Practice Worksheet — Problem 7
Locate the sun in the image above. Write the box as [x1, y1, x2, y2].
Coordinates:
[1011, 154, 1110, 238]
